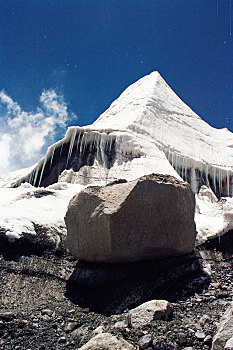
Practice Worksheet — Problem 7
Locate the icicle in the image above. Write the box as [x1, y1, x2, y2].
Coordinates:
[66, 129, 77, 167]
[90, 134, 94, 151]
[99, 136, 104, 164]
[190, 168, 197, 193]
[50, 147, 55, 169]
[218, 168, 222, 196]
[167, 149, 170, 162]
[176, 153, 180, 172]
[184, 159, 187, 182]
[96, 134, 100, 163]
[28, 168, 36, 185]
[83, 134, 88, 152]
[213, 167, 216, 194]
[59, 143, 64, 158]
[33, 164, 40, 187]
[205, 165, 209, 187]
[181, 156, 184, 179]
[174, 153, 178, 171]
[232, 174, 233, 197]
[79, 134, 85, 154]
[38, 157, 48, 187]
[75, 132, 81, 155]
[227, 170, 230, 197]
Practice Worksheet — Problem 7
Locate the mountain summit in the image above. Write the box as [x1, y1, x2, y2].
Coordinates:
[2, 71, 233, 198]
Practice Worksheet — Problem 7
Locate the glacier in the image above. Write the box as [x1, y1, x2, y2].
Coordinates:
[0, 71, 232, 243]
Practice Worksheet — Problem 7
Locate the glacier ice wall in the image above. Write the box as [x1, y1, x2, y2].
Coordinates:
[4, 71, 233, 198]
[163, 147, 233, 197]
[13, 127, 146, 188]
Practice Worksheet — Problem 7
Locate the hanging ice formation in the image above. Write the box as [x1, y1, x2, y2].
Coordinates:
[13, 127, 143, 188]
[11, 71, 233, 198]
[163, 147, 233, 198]
[15, 128, 115, 187]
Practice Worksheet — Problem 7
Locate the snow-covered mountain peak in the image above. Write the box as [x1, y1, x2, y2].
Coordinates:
[93, 71, 200, 130]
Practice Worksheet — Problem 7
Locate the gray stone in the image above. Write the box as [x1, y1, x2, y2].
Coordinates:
[93, 325, 105, 335]
[114, 320, 128, 330]
[58, 336, 66, 343]
[41, 309, 53, 316]
[152, 336, 176, 349]
[64, 322, 79, 332]
[78, 332, 135, 349]
[212, 302, 233, 350]
[128, 300, 173, 329]
[204, 335, 212, 344]
[72, 325, 89, 339]
[138, 334, 153, 350]
[197, 314, 211, 329]
[195, 331, 205, 340]
[65, 174, 196, 263]
[40, 314, 51, 321]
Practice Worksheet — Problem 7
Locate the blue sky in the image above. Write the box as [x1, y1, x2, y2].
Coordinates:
[0, 0, 232, 174]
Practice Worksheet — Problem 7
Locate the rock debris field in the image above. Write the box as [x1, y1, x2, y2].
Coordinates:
[0, 228, 232, 350]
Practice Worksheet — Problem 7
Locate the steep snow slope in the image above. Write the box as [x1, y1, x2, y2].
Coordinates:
[0, 71, 232, 242]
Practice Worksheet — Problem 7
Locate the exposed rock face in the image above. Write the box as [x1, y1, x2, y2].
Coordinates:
[65, 173, 196, 263]
[128, 300, 173, 329]
[78, 333, 135, 350]
[211, 302, 233, 350]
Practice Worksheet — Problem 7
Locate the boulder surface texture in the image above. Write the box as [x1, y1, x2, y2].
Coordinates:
[78, 333, 135, 350]
[65, 174, 196, 263]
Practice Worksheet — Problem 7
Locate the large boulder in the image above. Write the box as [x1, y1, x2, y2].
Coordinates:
[65, 174, 196, 263]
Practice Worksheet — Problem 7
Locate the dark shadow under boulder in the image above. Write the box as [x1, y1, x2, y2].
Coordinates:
[65, 252, 208, 315]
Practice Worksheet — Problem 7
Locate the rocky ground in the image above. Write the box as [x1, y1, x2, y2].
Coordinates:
[0, 228, 232, 350]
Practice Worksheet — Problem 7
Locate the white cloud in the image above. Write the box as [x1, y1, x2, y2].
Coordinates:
[0, 91, 21, 115]
[0, 89, 76, 175]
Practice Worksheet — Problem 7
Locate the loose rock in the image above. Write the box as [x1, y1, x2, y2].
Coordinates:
[78, 332, 135, 349]
[128, 300, 173, 329]
[204, 335, 212, 344]
[138, 334, 153, 350]
[195, 331, 205, 340]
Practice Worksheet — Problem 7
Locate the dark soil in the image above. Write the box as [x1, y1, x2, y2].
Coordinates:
[0, 230, 232, 350]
